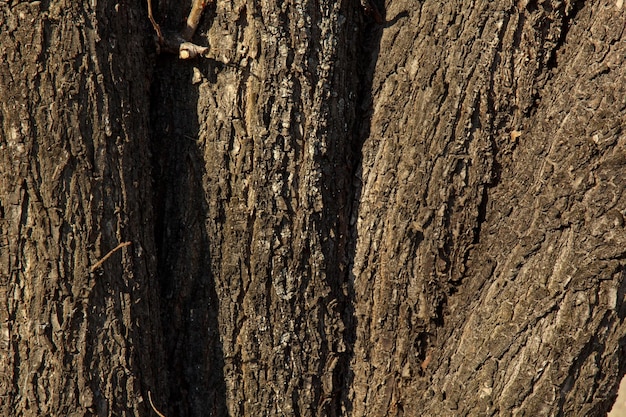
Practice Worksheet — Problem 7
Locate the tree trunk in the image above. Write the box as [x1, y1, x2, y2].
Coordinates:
[349, 1, 626, 415]
[0, 1, 164, 415]
[1, 0, 625, 416]
[150, 1, 360, 414]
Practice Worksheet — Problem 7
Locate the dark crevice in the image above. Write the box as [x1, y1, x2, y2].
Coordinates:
[557, 312, 615, 416]
[149, 16, 227, 415]
[518, 1, 586, 121]
[473, 186, 490, 245]
[546, 0, 586, 71]
[339, 1, 387, 415]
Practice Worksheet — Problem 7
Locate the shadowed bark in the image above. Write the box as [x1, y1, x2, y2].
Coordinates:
[1, 0, 625, 416]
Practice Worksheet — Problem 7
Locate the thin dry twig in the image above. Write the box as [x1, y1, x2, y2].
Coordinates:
[147, 0, 163, 44]
[89, 241, 132, 273]
[182, 0, 212, 41]
[148, 390, 168, 417]
[146, 0, 211, 59]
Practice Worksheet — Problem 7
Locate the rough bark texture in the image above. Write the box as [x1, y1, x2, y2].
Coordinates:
[150, 1, 359, 415]
[1, 0, 626, 416]
[348, 1, 626, 415]
[349, 0, 626, 415]
[0, 1, 163, 415]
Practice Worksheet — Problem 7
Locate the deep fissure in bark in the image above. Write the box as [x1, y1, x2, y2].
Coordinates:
[545, 0, 586, 71]
[2, 0, 626, 416]
[150, 53, 229, 415]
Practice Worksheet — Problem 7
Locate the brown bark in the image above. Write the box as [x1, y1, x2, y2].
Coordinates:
[1, 0, 625, 416]
[150, 0, 359, 414]
[0, 1, 163, 415]
[350, 1, 626, 415]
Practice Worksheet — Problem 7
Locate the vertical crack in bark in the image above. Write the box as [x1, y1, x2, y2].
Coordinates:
[339, 7, 385, 415]
[546, 0, 587, 71]
[148, 2, 225, 413]
[348, 0, 386, 257]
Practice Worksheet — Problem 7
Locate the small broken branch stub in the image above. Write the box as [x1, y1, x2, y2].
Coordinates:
[147, 0, 212, 60]
[159, 33, 210, 59]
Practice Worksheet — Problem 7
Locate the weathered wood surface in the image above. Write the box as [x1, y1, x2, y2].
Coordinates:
[1, 0, 625, 416]
[0, 1, 163, 415]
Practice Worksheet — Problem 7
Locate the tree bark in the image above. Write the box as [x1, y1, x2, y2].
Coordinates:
[1, 0, 625, 416]
[0, 1, 164, 416]
[349, 1, 626, 415]
[150, 0, 360, 414]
